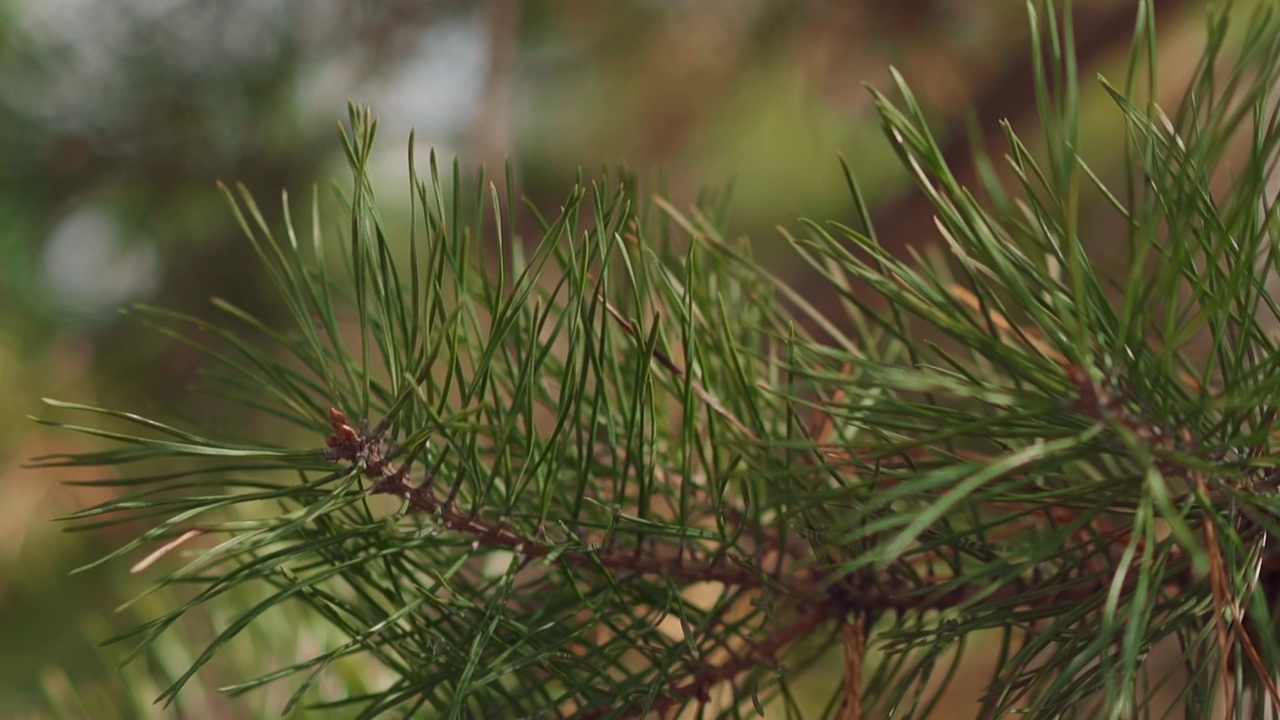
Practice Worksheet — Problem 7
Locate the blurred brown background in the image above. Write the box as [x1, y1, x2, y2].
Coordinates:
[0, 0, 1219, 717]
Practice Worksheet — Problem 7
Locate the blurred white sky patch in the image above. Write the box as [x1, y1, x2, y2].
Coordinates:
[356, 13, 487, 142]
[10, 0, 487, 144]
[304, 10, 491, 215]
[14, 0, 492, 312]
[41, 206, 160, 318]
[366, 12, 488, 189]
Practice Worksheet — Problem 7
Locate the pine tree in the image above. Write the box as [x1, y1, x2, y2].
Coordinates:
[33, 1, 1280, 717]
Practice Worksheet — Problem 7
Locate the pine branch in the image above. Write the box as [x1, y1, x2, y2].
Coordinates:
[32, 1, 1280, 717]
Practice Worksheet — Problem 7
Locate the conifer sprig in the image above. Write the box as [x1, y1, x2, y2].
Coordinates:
[32, 1, 1280, 717]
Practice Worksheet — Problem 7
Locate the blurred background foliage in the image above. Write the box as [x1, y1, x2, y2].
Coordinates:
[0, 0, 1237, 716]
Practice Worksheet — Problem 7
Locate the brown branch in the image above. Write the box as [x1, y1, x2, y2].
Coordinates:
[840, 617, 865, 720]
[324, 407, 824, 595]
[321, 396, 1270, 717]
[1201, 468, 1238, 717]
